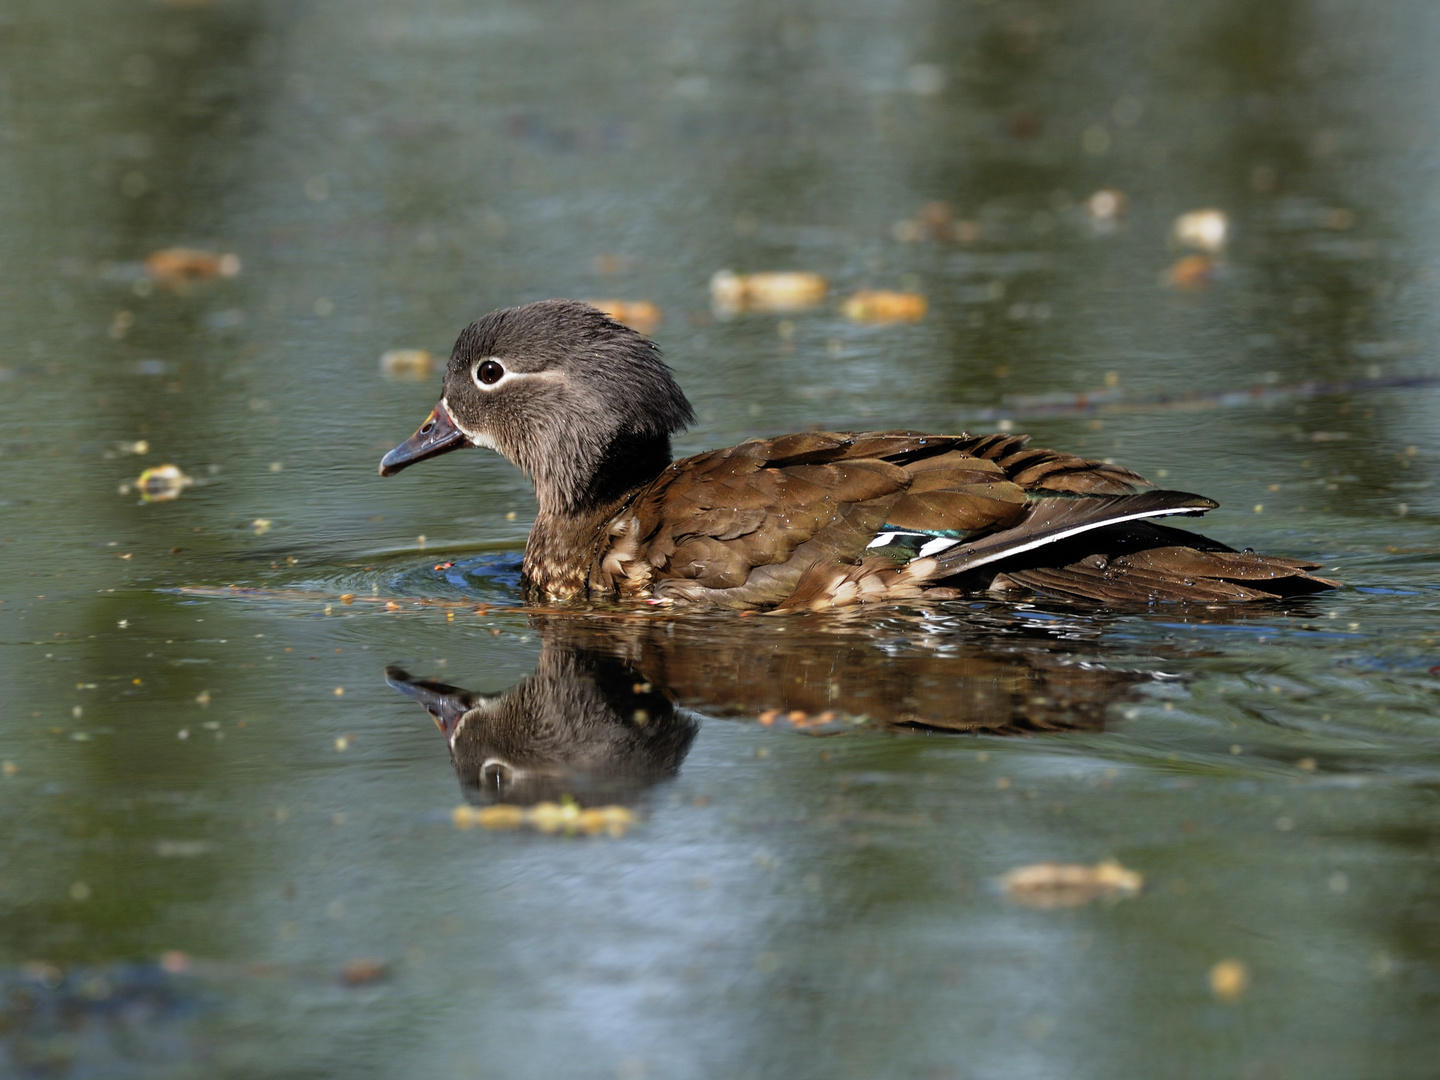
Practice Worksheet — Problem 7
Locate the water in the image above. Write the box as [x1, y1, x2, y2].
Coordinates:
[2, 0, 1439, 1076]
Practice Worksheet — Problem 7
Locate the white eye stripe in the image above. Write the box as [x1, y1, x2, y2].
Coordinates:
[469, 358, 560, 391]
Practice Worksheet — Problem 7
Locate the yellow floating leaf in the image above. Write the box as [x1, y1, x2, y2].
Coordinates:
[1001, 858, 1143, 908]
[451, 805, 477, 829]
[842, 290, 927, 323]
[1209, 958, 1249, 1002]
[136, 464, 193, 503]
[379, 349, 435, 380]
[710, 271, 828, 316]
[476, 804, 526, 830]
[454, 802, 636, 837]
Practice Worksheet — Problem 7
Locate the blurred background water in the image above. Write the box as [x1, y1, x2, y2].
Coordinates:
[2, 0, 1440, 1076]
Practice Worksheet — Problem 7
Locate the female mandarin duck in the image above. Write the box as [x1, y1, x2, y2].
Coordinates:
[380, 300, 1337, 609]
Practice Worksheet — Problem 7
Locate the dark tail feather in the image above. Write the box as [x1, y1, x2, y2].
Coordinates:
[937, 490, 1219, 576]
[971, 521, 1338, 604]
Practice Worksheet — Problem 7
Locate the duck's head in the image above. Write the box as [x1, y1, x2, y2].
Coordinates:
[384, 644, 698, 806]
[379, 299, 693, 515]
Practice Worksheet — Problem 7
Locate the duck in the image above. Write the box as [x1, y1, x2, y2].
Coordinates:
[379, 299, 1338, 609]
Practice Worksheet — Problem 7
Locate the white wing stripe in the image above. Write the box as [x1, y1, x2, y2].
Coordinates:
[918, 536, 961, 557]
[943, 505, 1208, 572]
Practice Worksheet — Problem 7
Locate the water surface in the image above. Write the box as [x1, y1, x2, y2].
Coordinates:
[2, 0, 1439, 1076]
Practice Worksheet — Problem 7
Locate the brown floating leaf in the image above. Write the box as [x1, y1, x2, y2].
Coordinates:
[1001, 859, 1143, 908]
[1165, 254, 1219, 291]
[583, 300, 663, 336]
[145, 247, 241, 285]
[710, 271, 828, 316]
[842, 290, 928, 323]
[136, 464, 193, 502]
[591, 253, 638, 275]
[339, 958, 390, 986]
[379, 349, 435, 380]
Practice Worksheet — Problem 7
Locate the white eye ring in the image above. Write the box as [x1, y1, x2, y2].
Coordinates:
[473, 358, 506, 388]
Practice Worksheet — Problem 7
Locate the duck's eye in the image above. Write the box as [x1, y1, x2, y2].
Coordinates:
[476, 360, 504, 386]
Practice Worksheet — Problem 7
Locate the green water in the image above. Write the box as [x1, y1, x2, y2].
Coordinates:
[2, 0, 1439, 1076]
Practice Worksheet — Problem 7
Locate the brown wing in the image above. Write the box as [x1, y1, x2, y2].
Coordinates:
[614, 432, 980, 607]
[589, 430, 1332, 609]
[589, 431, 1159, 607]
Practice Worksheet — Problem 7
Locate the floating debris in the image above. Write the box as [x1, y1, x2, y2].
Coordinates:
[891, 201, 977, 244]
[452, 801, 636, 837]
[379, 348, 435, 380]
[1165, 254, 1220, 291]
[591, 253, 639, 275]
[1085, 188, 1127, 229]
[251, 518, 272, 536]
[154, 840, 211, 858]
[1000, 859, 1143, 908]
[842, 290, 928, 323]
[1209, 958, 1249, 1002]
[158, 950, 191, 974]
[1321, 207, 1356, 230]
[583, 299, 663, 335]
[339, 958, 390, 987]
[756, 708, 864, 731]
[710, 270, 828, 316]
[145, 247, 241, 285]
[135, 464, 193, 502]
[1172, 209, 1228, 253]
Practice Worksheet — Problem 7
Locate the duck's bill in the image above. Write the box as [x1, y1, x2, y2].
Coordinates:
[379, 401, 469, 476]
[384, 665, 490, 740]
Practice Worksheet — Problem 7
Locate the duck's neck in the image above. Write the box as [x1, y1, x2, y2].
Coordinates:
[523, 432, 674, 599]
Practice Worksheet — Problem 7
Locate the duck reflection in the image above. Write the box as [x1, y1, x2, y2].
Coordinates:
[386, 647, 697, 807]
[388, 609, 1150, 805]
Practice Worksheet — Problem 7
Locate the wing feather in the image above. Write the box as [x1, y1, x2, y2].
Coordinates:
[600, 430, 1333, 608]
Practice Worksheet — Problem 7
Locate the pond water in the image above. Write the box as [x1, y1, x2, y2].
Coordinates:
[3, 0, 1440, 1076]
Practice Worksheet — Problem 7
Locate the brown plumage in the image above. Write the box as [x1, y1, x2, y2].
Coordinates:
[380, 300, 1338, 610]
